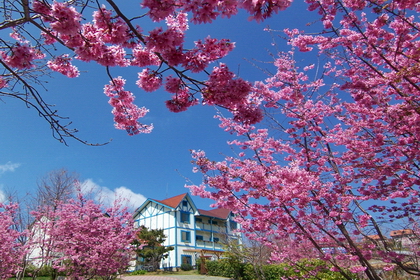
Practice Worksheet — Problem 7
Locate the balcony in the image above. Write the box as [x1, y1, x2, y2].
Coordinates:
[195, 239, 224, 250]
[195, 221, 226, 232]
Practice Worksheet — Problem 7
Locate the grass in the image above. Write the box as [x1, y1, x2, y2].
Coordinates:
[128, 269, 200, 276]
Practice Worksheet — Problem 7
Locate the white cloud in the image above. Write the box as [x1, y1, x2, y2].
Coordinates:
[80, 179, 146, 211]
[0, 161, 20, 174]
[0, 189, 5, 203]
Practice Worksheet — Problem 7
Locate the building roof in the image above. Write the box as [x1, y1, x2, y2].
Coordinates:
[390, 229, 414, 237]
[152, 193, 231, 219]
[198, 208, 231, 219]
[154, 193, 187, 209]
[365, 235, 382, 240]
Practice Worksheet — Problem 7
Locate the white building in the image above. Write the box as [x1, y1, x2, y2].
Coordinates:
[133, 193, 242, 270]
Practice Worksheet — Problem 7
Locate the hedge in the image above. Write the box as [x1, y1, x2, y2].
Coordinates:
[204, 259, 352, 280]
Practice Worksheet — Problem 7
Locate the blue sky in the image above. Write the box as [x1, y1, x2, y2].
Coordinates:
[0, 1, 313, 211]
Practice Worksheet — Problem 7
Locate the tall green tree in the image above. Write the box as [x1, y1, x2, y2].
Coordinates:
[133, 226, 174, 271]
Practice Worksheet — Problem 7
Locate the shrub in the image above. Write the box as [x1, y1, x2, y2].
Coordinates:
[24, 264, 56, 277]
[196, 258, 201, 271]
[180, 263, 193, 271]
[206, 260, 235, 278]
[205, 259, 352, 280]
[130, 270, 147, 275]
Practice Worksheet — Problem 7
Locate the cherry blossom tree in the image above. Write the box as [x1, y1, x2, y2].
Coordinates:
[184, 1, 420, 280]
[0, 0, 284, 144]
[30, 193, 137, 279]
[0, 202, 26, 280]
[2, 1, 420, 278]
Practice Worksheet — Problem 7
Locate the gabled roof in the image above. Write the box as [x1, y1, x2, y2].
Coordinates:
[134, 193, 230, 219]
[198, 208, 231, 219]
[154, 193, 187, 209]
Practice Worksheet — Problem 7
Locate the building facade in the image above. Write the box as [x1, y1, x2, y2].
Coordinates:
[133, 193, 241, 270]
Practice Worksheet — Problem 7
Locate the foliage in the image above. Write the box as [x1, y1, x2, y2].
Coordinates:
[223, 237, 272, 280]
[180, 263, 193, 271]
[0, 0, 279, 144]
[133, 226, 174, 271]
[205, 260, 237, 278]
[187, 1, 420, 279]
[30, 192, 137, 279]
[206, 259, 351, 280]
[2, 1, 420, 279]
[24, 265, 61, 278]
[129, 270, 147, 275]
[0, 202, 26, 280]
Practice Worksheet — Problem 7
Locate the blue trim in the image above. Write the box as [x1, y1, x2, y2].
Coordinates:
[180, 211, 190, 224]
[181, 255, 192, 265]
[184, 193, 199, 214]
[175, 210, 178, 267]
[136, 209, 172, 220]
[181, 230, 191, 242]
[134, 201, 173, 220]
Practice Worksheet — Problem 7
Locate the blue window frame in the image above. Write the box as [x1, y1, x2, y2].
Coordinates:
[213, 237, 220, 243]
[182, 200, 188, 207]
[180, 211, 190, 223]
[181, 231, 191, 242]
[181, 255, 192, 265]
[196, 235, 203, 241]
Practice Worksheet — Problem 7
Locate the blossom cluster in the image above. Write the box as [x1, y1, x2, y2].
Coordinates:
[188, 0, 420, 277]
[104, 77, 153, 135]
[28, 194, 137, 279]
[0, 1, 265, 135]
[0, 203, 26, 279]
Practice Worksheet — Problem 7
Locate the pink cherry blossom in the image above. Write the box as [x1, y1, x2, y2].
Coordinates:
[165, 89, 198, 112]
[47, 55, 79, 78]
[49, 2, 82, 35]
[136, 68, 162, 92]
[131, 45, 160, 67]
[105, 77, 153, 135]
[0, 77, 8, 89]
[3, 43, 45, 69]
[0, 203, 26, 280]
[31, 193, 138, 279]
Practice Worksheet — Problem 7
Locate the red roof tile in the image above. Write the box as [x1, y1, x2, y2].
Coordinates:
[154, 193, 187, 208]
[198, 208, 231, 219]
[390, 229, 414, 237]
[151, 193, 231, 220]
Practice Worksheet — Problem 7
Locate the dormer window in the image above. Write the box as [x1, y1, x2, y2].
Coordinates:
[180, 211, 190, 223]
[182, 200, 188, 207]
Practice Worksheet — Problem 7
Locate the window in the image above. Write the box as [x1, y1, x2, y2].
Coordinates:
[181, 231, 191, 242]
[230, 221, 238, 230]
[212, 237, 219, 243]
[195, 217, 202, 223]
[182, 255, 192, 265]
[209, 220, 218, 225]
[196, 235, 203, 241]
[180, 211, 190, 223]
[182, 200, 188, 207]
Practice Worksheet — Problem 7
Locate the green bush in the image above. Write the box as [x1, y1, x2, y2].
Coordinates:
[180, 263, 193, 271]
[130, 270, 147, 275]
[205, 259, 354, 280]
[196, 258, 201, 271]
[24, 264, 56, 277]
[206, 260, 236, 278]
